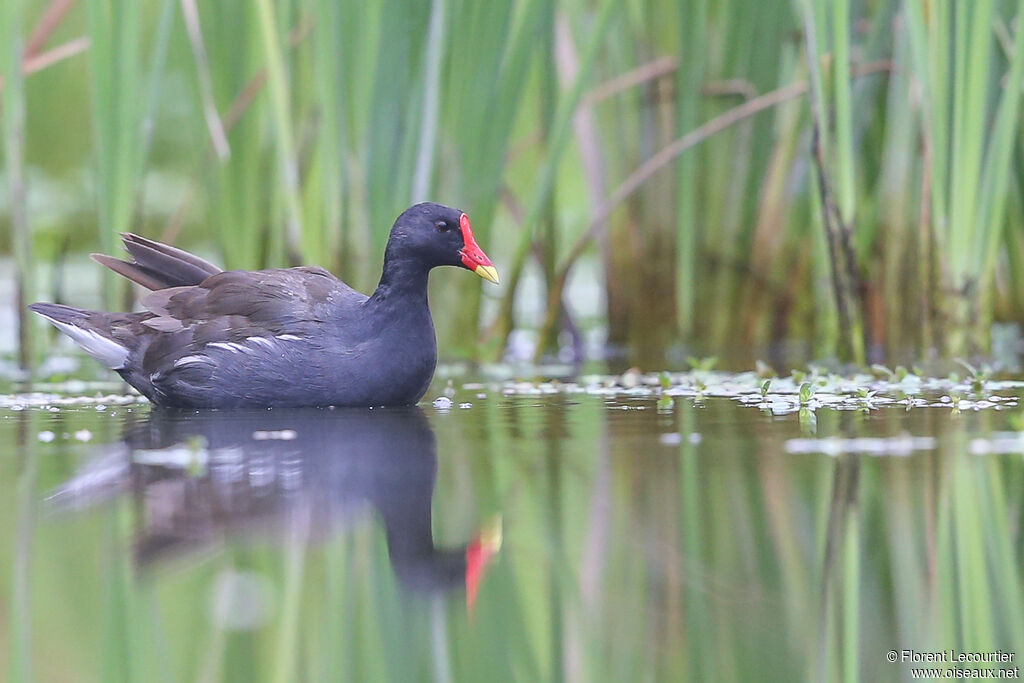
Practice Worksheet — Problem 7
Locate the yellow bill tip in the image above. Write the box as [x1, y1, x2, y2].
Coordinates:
[480, 514, 503, 552]
[474, 264, 500, 284]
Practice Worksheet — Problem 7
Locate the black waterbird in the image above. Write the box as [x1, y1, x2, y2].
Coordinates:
[30, 203, 499, 408]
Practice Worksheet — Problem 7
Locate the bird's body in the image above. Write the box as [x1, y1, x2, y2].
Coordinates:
[30, 203, 498, 408]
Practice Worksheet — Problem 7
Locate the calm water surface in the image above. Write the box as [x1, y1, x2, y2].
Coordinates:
[0, 383, 1022, 682]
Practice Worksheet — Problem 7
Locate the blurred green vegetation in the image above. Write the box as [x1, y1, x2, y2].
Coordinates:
[4, 0, 1024, 366]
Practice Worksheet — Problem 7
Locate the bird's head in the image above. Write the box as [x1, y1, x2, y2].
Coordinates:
[388, 202, 499, 284]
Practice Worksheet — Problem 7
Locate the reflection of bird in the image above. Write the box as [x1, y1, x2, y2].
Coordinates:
[29, 203, 499, 408]
[47, 407, 501, 603]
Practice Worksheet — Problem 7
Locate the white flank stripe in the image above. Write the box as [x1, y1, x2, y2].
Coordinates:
[246, 336, 275, 349]
[173, 355, 211, 369]
[208, 341, 247, 354]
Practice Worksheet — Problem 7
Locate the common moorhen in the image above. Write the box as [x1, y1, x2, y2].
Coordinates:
[29, 203, 498, 408]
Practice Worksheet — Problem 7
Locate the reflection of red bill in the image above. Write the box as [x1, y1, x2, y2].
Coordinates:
[459, 213, 499, 284]
[465, 515, 503, 612]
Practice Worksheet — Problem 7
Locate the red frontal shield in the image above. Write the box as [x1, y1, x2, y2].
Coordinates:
[458, 213, 499, 284]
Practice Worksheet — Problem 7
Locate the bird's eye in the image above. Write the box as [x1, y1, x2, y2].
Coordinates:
[435, 220, 450, 232]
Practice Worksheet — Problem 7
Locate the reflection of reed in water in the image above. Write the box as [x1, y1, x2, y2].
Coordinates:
[47, 407, 500, 603]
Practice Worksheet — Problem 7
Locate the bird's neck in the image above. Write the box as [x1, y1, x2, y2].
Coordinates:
[369, 255, 431, 308]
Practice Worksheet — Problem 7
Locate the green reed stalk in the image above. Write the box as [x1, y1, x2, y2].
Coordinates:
[675, 0, 706, 339]
[0, 0, 33, 374]
[797, 0, 865, 363]
[137, 0, 175, 189]
[978, 3, 1024, 285]
[255, 0, 304, 264]
[947, 1, 991, 288]
[363, 0, 428, 261]
[310, 0, 347, 272]
[203, 3, 265, 270]
[496, 0, 623, 347]
[702, 0, 791, 350]
[411, 0, 446, 203]
[906, 0, 1024, 354]
[873, 16, 920, 353]
[831, 0, 855, 227]
[87, 0, 143, 309]
[517, 0, 623, 243]
[441, 0, 547, 356]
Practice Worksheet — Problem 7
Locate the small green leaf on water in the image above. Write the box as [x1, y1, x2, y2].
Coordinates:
[799, 382, 814, 405]
[659, 372, 671, 390]
[760, 379, 772, 398]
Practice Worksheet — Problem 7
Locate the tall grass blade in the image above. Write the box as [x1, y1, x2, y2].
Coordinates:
[255, 0, 304, 264]
[411, 0, 446, 203]
[676, 0, 706, 338]
[1, 0, 34, 373]
[87, 0, 143, 308]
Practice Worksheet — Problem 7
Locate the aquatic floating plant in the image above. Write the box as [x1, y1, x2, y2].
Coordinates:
[482, 368, 1024, 415]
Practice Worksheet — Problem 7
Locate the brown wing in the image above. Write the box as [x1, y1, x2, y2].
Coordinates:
[140, 267, 361, 337]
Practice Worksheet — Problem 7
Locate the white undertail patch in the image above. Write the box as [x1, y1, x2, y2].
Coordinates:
[46, 319, 129, 369]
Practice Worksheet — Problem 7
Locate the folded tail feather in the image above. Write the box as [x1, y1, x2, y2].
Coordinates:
[28, 303, 130, 369]
[91, 233, 222, 291]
